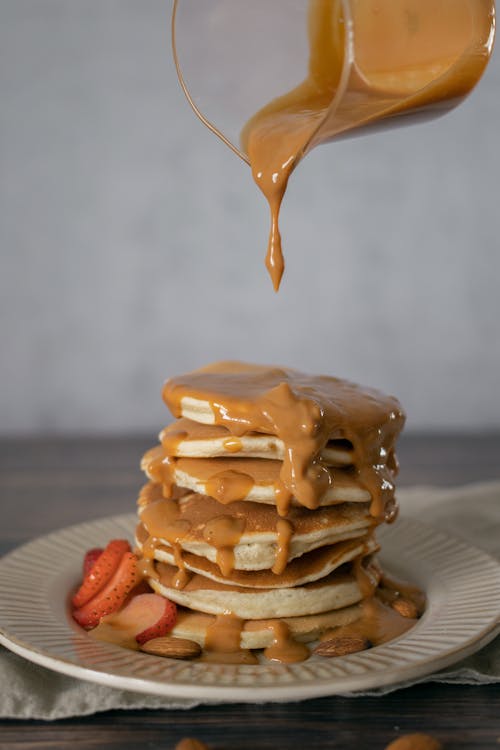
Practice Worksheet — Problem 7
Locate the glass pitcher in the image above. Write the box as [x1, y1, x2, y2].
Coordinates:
[172, 0, 495, 290]
[173, 0, 495, 161]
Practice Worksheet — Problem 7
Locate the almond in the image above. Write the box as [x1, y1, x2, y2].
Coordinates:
[175, 739, 210, 750]
[313, 635, 369, 657]
[384, 733, 443, 750]
[140, 636, 201, 660]
[392, 598, 419, 619]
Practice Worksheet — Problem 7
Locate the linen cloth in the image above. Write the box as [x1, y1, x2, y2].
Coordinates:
[1, 481, 499, 719]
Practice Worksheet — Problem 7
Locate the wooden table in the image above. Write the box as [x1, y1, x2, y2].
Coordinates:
[1, 434, 500, 749]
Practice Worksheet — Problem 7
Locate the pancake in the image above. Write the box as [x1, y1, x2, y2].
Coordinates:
[159, 418, 354, 465]
[171, 604, 363, 650]
[147, 557, 381, 619]
[141, 451, 372, 507]
[137, 531, 378, 589]
[137, 486, 374, 571]
[126, 362, 407, 661]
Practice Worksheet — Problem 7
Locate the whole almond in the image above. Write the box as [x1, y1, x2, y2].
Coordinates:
[313, 635, 369, 657]
[392, 598, 419, 619]
[175, 739, 210, 750]
[140, 636, 201, 660]
[384, 733, 443, 750]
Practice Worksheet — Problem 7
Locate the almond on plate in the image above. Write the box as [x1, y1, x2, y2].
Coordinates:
[313, 635, 369, 657]
[140, 636, 201, 660]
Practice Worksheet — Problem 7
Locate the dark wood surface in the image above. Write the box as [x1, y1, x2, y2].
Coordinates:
[1, 434, 500, 749]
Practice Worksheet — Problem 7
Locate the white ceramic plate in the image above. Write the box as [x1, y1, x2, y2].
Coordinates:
[1, 514, 499, 702]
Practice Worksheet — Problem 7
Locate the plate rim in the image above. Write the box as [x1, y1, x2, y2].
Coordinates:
[1, 513, 499, 702]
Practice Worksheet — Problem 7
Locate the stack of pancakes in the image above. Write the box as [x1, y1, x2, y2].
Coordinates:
[135, 362, 405, 660]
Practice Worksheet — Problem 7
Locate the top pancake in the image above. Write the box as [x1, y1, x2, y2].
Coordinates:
[162, 362, 404, 446]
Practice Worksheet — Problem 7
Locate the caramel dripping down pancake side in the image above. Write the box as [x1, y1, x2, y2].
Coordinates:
[161, 361, 405, 521]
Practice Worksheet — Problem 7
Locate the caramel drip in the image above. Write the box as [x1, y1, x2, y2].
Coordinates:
[353, 554, 379, 599]
[200, 649, 259, 665]
[137, 482, 162, 508]
[139, 498, 192, 588]
[357, 462, 397, 523]
[141, 446, 166, 484]
[159, 426, 188, 455]
[320, 595, 416, 647]
[163, 362, 405, 523]
[172, 541, 191, 590]
[202, 515, 246, 577]
[274, 481, 293, 517]
[241, 0, 343, 291]
[142, 446, 176, 498]
[137, 535, 161, 581]
[140, 498, 192, 547]
[222, 436, 243, 453]
[272, 518, 294, 575]
[204, 613, 244, 653]
[319, 573, 425, 647]
[205, 469, 254, 504]
[263, 620, 310, 663]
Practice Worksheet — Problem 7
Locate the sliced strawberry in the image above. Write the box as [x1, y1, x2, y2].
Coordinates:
[93, 593, 177, 644]
[129, 579, 153, 597]
[72, 539, 131, 609]
[72, 552, 139, 629]
[135, 595, 177, 644]
[83, 547, 104, 577]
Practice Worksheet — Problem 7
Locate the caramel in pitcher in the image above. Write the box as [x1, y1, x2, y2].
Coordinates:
[173, 0, 494, 290]
[240, 0, 494, 289]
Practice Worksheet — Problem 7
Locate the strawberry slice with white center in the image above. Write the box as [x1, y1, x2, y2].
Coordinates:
[135, 594, 177, 644]
[72, 552, 139, 629]
[91, 593, 178, 645]
[72, 539, 131, 609]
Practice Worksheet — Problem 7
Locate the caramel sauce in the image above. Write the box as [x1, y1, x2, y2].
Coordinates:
[139, 498, 193, 588]
[202, 515, 246, 577]
[163, 362, 404, 523]
[141, 447, 176, 498]
[203, 613, 248, 660]
[139, 487, 369, 538]
[172, 542, 191, 590]
[152, 545, 375, 594]
[204, 468, 255, 504]
[263, 620, 310, 663]
[159, 426, 188, 456]
[272, 518, 294, 576]
[320, 595, 416, 647]
[137, 535, 161, 581]
[222, 436, 244, 453]
[353, 550, 380, 599]
[200, 650, 259, 665]
[89, 619, 141, 651]
[237, 0, 494, 290]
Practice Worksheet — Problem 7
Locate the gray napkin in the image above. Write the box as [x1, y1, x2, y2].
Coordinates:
[1, 481, 499, 719]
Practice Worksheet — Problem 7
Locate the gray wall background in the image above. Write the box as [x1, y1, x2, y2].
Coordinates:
[1, 1, 499, 435]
